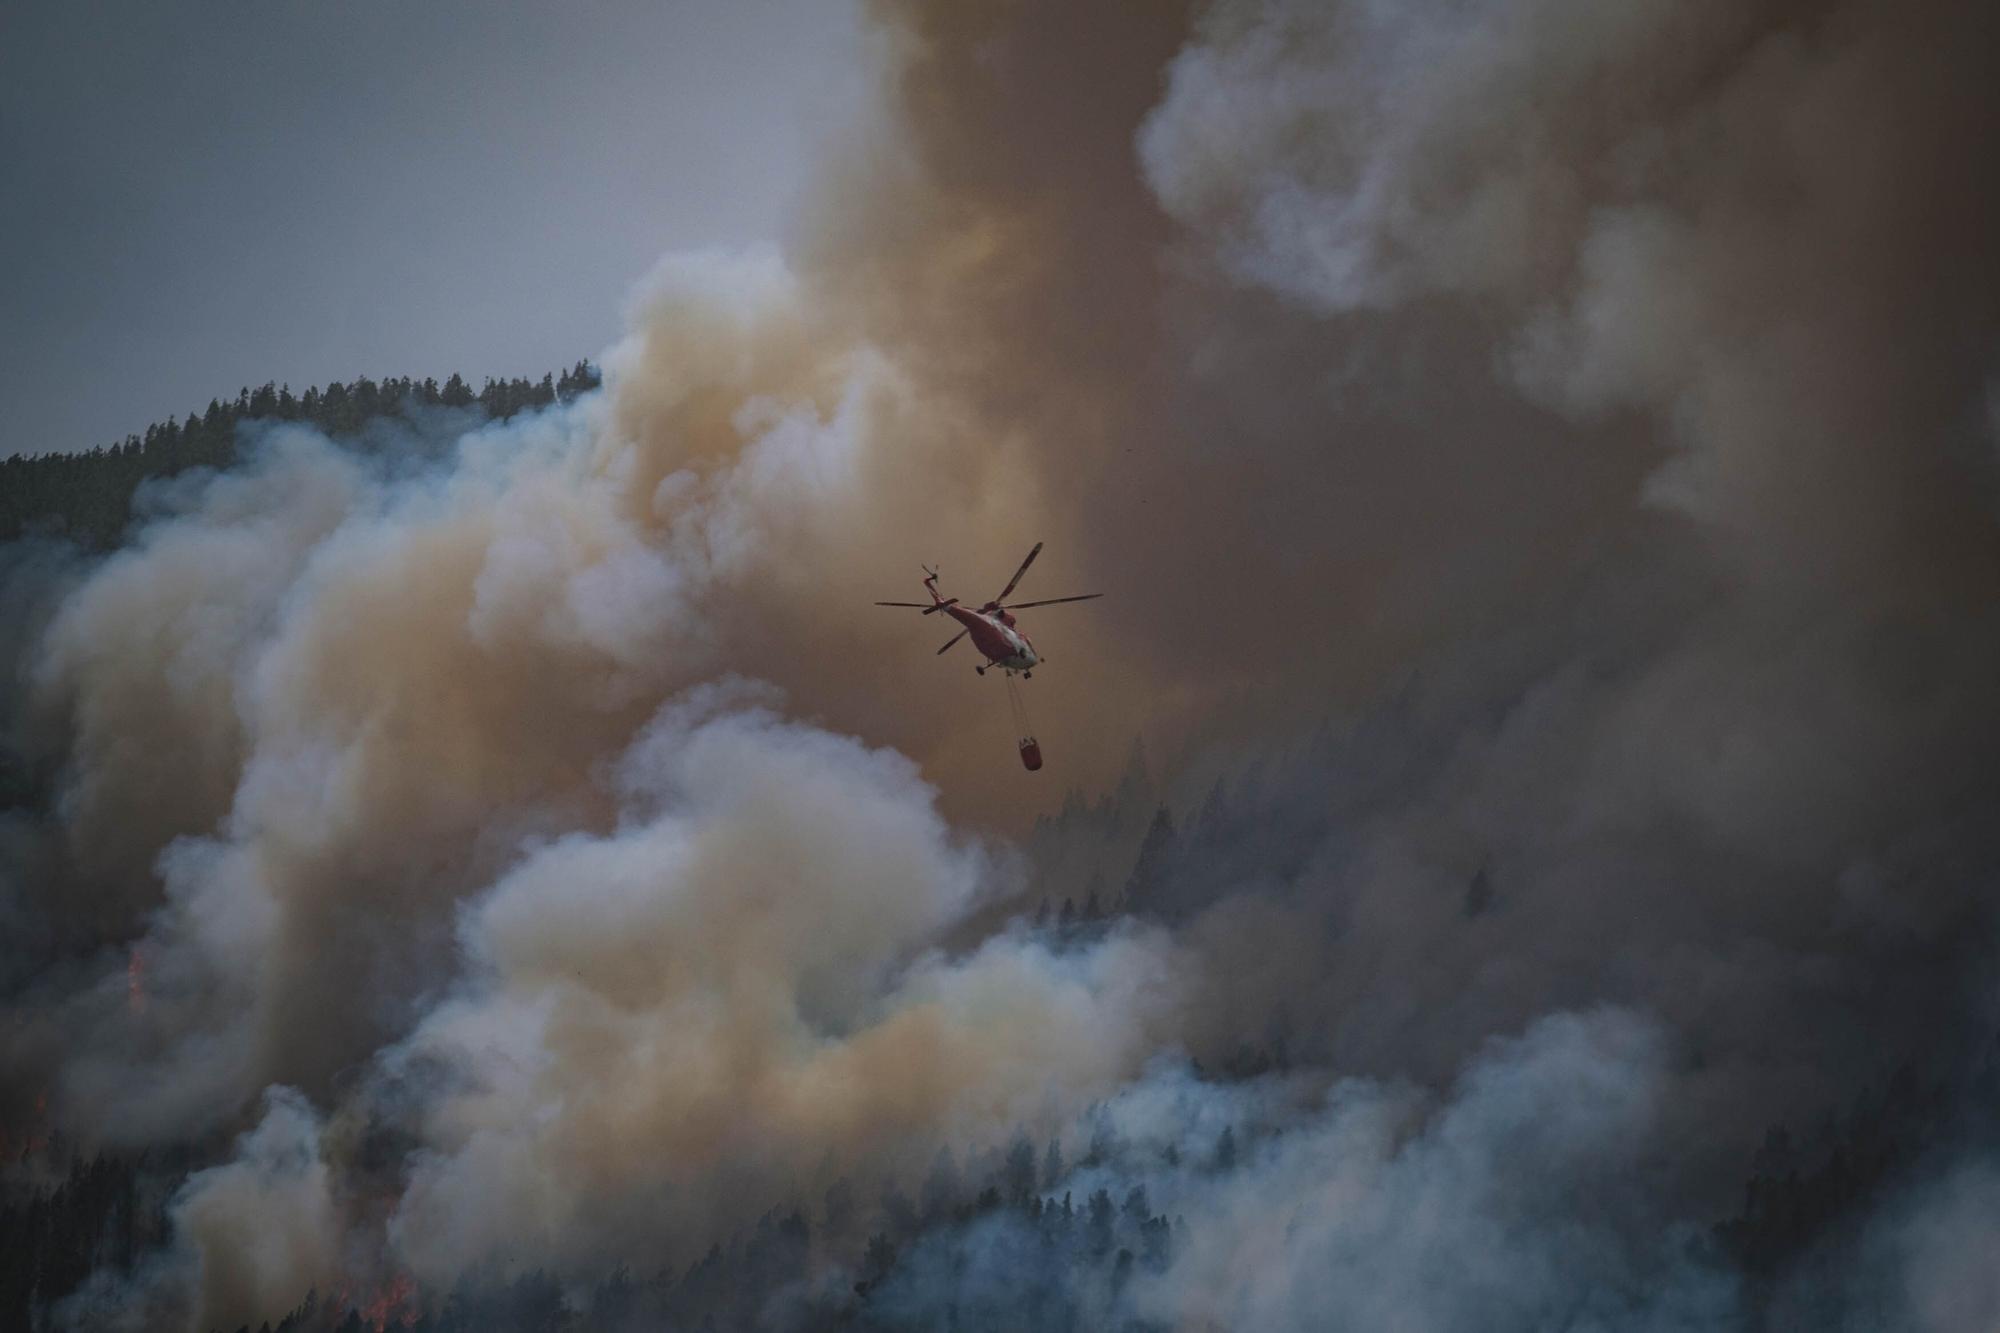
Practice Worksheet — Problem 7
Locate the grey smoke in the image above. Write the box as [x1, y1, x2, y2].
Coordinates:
[3, 0, 1999, 1327]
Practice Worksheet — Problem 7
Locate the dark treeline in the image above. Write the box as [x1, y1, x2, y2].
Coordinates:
[3, 722, 1989, 1330]
[0, 362, 601, 550]
[1, 1118, 1189, 1332]
[1023, 720, 1408, 959]
[199, 1122, 1187, 1333]
[0, 1147, 179, 1331]
[1715, 1048, 2000, 1323]
[1021, 715, 1411, 939]
[7, 1037, 1984, 1331]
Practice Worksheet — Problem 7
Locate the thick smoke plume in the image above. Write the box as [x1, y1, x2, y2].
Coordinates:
[5, 0, 2000, 1328]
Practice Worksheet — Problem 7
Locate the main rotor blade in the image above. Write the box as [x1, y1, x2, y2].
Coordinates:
[937, 628, 970, 654]
[921, 598, 959, 615]
[993, 541, 1043, 604]
[875, 601, 933, 607]
[1003, 593, 1102, 609]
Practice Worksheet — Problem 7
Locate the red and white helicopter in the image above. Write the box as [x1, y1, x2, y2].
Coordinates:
[875, 541, 1101, 678]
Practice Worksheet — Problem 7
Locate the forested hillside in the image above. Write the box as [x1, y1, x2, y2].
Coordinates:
[0, 363, 599, 549]
[2, 694, 1975, 1331]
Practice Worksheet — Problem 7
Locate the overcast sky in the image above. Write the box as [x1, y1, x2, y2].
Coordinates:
[0, 1, 866, 456]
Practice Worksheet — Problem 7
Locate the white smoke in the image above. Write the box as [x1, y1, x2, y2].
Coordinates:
[1123, 1010, 1736, 1332]
[173, 1088, 343, 1332]
[379, 685, 1183, 1282]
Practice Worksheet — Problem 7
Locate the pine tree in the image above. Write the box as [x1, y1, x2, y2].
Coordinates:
[1123, 806, 1179, 917]
[1042, 1137, 1066, 1188]
[1194, 777, 1229, 842]
[920, 1148, 961, 1222]
[1002, 1133, 1037, 1203]
[1110, 737, 1154, 830]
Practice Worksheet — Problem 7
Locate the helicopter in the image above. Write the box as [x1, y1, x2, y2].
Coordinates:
[874, 542, 1101, 678]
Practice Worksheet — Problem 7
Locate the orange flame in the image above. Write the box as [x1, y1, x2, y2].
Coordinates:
[340, 1274, 417, 1332]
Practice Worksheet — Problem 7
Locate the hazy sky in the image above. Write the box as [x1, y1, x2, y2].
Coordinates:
[0, 0, 866, 456]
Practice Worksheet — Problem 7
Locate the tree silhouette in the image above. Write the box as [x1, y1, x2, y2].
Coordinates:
[1, 363, 600, 549]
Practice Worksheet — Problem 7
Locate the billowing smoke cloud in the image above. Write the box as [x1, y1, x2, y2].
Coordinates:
[5, 0, 2000, 1328]
[1128, 1010, 1735, 1331]
[174, 1089, 344, 1331]
[380, 687, 1181, 1281]
[1856, 1160, 2000, 1332]
[1142, 0, 2000, 583]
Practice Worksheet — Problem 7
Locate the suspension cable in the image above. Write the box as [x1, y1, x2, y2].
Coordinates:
[1004, 670, 1031, 741]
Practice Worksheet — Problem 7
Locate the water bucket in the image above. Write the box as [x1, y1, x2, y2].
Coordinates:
[1018, 737, 1043, 771]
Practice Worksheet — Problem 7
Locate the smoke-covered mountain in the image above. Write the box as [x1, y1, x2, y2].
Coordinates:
[6, 0, 2000, 1328]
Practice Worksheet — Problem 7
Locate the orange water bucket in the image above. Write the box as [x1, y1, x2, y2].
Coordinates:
[1018, 737, 1043, 771]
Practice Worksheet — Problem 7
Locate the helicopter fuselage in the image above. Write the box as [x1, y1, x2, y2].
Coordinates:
[875, 544, 1095, 677]
[875, 544, 1099, 770]
[944, 602, 1039, 671]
